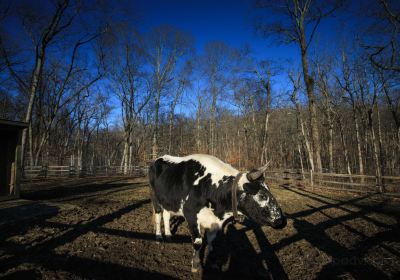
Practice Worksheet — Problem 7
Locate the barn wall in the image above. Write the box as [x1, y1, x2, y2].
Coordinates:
[0, 130, 18, 196]
[0, 120, 26, 200]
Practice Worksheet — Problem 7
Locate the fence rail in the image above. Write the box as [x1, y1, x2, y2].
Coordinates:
[22, 166, 400, 194]
[264, 170, 400, 194]
[23, 165, 149, 180]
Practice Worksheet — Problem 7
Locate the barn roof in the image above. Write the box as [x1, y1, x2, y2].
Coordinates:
[0, 119, 28, 130]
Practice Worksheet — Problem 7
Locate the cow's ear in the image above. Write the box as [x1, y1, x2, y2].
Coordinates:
[243, 183, 260, 195]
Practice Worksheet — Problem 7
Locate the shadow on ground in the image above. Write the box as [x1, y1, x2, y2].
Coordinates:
[199, 186, 399, 279]
[20, 178, 139, 201]
[1, 179, 399, 279]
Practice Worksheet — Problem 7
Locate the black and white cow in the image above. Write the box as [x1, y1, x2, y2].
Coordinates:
[148, 154, 286, 272]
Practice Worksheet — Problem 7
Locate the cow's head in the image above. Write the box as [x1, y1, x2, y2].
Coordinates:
[237, 163, 287, 229]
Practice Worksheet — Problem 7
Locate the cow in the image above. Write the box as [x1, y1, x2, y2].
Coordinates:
[148, 154, 287, 272]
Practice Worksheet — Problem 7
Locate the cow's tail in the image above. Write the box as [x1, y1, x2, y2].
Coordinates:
[148, 161, 157, 228]
[148, 161, 156, 190]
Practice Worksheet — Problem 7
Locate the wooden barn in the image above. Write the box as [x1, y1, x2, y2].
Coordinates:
[0, 119, 28, 201]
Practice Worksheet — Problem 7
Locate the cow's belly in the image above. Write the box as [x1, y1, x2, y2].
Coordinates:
[168, 209, 184, 216]
[158, 194, 188, 216]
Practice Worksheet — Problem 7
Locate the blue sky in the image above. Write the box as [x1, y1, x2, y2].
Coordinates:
[133, 0, 298, 60]
[121, 0, 300, 120]
[94, 0, 363, 123]
[2, 0, 365, 123]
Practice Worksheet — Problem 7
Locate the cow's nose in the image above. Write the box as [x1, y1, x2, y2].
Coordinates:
[271, 211, 287, 229]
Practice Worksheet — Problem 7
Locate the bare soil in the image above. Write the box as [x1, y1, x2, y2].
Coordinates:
[0, 177, 399, 280]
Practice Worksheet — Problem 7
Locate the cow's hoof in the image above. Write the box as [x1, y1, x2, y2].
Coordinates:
[191, 258, 201, 273]
[191, 267, 199, 273]
[165, 235, 172, 242]
[155, 234, 163, 243]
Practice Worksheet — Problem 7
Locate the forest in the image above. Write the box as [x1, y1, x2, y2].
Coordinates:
[0, 0, 399, 179]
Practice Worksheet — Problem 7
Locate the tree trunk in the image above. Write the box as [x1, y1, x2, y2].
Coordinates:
[353, 107, 364, 176]
[210, 91, 217, 156]
[368, 108, 384, 192]
[260, 78, 271, 165]
[376, 103, 386, 189]
[196, 98, 202, 152]
[20, 0, 70, 167]
[152, 90, 161, 159]
[338, 117, 352, 175]
[260, 112, 270, 165]
[168, 110, 173, 154]
[299, 31, 322, 172]
[298, 143, 305, 179]
[292, 98, 314, 173]
[328, 116, 334, 172]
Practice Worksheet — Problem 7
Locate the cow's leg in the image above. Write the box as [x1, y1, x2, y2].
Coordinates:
[206, 224, 221, 270]
[163, 209, 172, 242]
[206, 227, 218, 252]
[186, 217, 203, 273]
[155, 211, 163, 242]
[151, 197, 163, 242]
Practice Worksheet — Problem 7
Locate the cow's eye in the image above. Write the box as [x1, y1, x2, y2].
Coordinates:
[243, 183, 260, 195]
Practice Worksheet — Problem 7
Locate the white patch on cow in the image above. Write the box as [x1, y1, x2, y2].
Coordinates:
[163, 209, 171, 236]
[196, 207, 233, 230]
[193, 172, 207, 185]
[238, 173, 251, 191]
[254, 193, 269, 207]
[194, 238, 202, 245]
[155, 212, 162, 236]
[160, 154, 239, 187]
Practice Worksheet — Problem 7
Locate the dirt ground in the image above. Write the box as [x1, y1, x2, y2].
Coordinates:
[0, 177, 399, 280]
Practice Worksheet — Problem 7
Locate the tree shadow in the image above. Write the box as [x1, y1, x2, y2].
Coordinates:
[201, 221, 288, 280]
[21, 178, 140, 200]
[35, 253, 178, 280]
[1, 269, 41, 280]
[0, 199, 150, 274]
[280, 186, 400, 279]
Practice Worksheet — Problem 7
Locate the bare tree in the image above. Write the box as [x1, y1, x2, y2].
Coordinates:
[336, 51, 365, 176]
[364, 0, 400, 73]
[199, 41, 233, 156]
[29, 34, 104, 166]
[289, 70, 314, 172]
[0, 0, 75, 166]
[256, 0, 343, 172]
[168, 61, 192, 154]
[109, 32, 151, 173]
[254, 60, 274, 165]
[139, 25, 193, 159]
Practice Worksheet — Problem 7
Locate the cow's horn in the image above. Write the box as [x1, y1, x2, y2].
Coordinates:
[247, 161, 270, 181]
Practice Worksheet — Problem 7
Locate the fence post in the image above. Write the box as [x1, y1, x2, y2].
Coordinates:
[43, 165, 48, 179]
[310, 169, 314, 191]
[376, 174, 384, 193]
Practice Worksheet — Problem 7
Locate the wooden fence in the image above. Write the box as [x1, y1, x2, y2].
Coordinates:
[22, 165, 400, 195]
[23, 165, 149, 180]
[264, 170, 400, 195]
